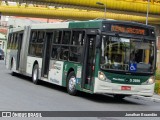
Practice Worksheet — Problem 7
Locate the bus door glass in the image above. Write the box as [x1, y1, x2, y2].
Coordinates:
[17, 33, 23, 70]
[42, 31, 52, 77]
[82, 35, 96, 89]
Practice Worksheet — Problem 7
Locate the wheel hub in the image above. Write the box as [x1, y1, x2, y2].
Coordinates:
[69, 77, 76, 91]
[33, 69, 37, 81]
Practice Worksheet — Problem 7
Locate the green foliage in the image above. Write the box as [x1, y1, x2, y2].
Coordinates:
[154, 81, 160, 94]
[155, 70, 160, 80]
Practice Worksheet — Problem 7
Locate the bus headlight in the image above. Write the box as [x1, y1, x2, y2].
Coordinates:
[148, 76, 155, 84]
[98, 71, 111, 82]
[142, 76, 155, 85]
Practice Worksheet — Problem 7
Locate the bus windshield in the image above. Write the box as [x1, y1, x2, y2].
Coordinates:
[100, 35, 155, 73]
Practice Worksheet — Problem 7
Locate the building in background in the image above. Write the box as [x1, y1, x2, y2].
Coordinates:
[7, 16, 61, 27]
[0, 16, 7, 54]
[0, 33, 6, 51]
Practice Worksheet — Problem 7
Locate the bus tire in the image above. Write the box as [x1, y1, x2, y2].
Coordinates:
[11, 71, 16, 76]
[11, 59, 16, 76]
[67, 71, 77, 95]
[113, 95, 126, 100]
[32, 64, 40, 85]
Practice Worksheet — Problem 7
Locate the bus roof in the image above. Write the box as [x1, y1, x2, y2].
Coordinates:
[8, 19, 155, 32]
[8, 27, 24, 33]
[69, 19, 155, 29]
[30, 22, 69, 29]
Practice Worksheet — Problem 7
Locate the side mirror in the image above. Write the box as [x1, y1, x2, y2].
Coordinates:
[96, 35, 101, 48]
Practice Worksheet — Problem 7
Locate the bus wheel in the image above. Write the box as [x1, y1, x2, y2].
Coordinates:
[67, 72, 77, 95]
[11, 59, 16, 76]
[32, 64, 40, 85]
[113, 95, 126, 100]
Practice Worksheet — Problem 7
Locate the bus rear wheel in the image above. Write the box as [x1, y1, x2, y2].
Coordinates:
[67, 72, 77, 95]
[32, 64, 40, 85]
[11, 59, 16, 76]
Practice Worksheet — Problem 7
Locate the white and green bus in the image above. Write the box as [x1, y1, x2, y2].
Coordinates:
[6, 20, 156, 99]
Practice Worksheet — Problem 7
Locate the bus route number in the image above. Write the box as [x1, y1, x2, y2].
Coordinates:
[129, 79, 140, 83]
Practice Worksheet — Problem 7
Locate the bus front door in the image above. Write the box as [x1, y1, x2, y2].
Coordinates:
[82, 35, 96, 90]
[42, 32, 52, 78]
[16, 33, 23, 70]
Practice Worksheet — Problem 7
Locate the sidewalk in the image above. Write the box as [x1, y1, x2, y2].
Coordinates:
[152, 94, 160, 100]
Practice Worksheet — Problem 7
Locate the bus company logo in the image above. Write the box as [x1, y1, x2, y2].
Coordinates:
[2, 112, 11, 117]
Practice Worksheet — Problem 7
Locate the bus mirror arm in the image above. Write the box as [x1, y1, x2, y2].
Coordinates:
[96, 35, 101, 48]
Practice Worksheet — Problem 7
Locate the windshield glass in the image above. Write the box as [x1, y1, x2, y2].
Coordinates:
[100, 35, 155, 73]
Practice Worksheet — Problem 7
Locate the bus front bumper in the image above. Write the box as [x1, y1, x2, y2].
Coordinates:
[94, 78, 155, 97]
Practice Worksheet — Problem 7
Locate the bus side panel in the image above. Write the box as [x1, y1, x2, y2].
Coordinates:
[19, 26, 31, 74]
[26, 56, 42, 76]
[48, 60, 64, 86]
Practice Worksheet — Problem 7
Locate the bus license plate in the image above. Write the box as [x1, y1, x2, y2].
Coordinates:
[121, 86, 131, 90]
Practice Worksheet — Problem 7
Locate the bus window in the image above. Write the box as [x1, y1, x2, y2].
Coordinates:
[100, 36, 155, 72]
[37, 31, 45, 43]
[69, 46, 82, 62]
[35, 44, 43, 56]
[51, 45, 60, 59]
[51, 31, 62, 60]
[31, 31, 37, 43]
[10, 34, 14, 49]
[29, 44, 36, 56]
[71, 31, 85, 46]
[7, 34, 12, 49]
[13, 33, 18, 49]
[69, 31, 85, 62]
[53, 31, 62, 44]
[60, 46, 69, 60]
[15, 34, 19, 49]
[62, 31, 71, 44]
[28, 31, 43, 57]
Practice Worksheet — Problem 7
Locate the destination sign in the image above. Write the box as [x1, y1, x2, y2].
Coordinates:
[111, 25, 145, 35]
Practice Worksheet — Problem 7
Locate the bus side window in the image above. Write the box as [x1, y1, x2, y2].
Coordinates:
[51, 45, 60, 59]
[53, 31, 62, 44]
[10, 34, 14, 49]
[13, 33, 18, 49]
[69, 31, 85, 62]
[71, 31, 84, 46]
[28, 31, 38, 56]
[7, 34, 12, 49]
[62, 31, 71, 44]
[37, 31, 45, 43]
[31, 31, 37, 43]
[51, 31, 62, 60]
[15, 34, 19, 49]
[60, 46, 69, 60]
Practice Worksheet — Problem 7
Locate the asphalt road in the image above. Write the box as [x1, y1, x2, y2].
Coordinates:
[0, 60, 160, 120]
